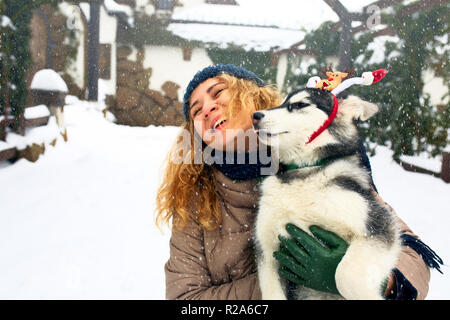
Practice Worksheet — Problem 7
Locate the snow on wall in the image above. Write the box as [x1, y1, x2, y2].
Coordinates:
[58, 2, 86, 91]
[24, 105, 50, 120]
[276, 54, 288, 90]
[143, 46, 212, 100]
[57, 2, 119, 101]
[99, 5, 118, 101]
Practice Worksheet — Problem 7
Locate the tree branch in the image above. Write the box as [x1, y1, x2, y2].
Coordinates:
[322, 0, 349, 19]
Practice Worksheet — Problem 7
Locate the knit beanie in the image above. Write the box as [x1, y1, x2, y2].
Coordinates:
[182, 64, 266, 120]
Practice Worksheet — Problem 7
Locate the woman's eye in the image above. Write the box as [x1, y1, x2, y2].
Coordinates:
[215, 89, 224, 97]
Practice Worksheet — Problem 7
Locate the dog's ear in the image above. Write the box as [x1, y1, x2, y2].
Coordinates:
[339, 95, 379, 121]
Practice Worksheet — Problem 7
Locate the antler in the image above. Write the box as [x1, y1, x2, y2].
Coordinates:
[320, 64, 334, 78]
[342, 67, 355, 79]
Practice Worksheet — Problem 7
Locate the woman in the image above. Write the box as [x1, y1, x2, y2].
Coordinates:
[156, 64, 436, 300]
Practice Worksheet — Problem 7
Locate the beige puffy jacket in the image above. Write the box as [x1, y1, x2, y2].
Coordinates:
[165, 168, 431, 300]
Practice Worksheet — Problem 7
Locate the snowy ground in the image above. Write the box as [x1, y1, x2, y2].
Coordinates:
[0, 98, 448, 299]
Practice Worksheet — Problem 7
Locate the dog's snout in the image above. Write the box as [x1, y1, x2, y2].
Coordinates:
[252, 112, 265, 128]
[252, 112, 265, 122]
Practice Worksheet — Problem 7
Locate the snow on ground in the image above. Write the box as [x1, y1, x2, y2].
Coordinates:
[3, 115, 60, 151]
[0, 98, 448, 299]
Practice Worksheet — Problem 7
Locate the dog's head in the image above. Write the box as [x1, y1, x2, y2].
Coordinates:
[252, 88, 379, 165]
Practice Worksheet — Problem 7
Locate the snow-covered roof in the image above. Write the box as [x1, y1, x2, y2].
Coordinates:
[30, 69, 69, 93]
[171, 1, 338, 30]
[339, 0, 381, 13]
[104, 0, 135, 26]
[168, 0, 340, 51]
[168, 23, 307, 52]
[79, 1, 134, 25]
[169, 0, 414, 51]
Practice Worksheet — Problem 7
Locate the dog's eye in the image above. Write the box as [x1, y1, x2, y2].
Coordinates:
[289, 102, 310, 110]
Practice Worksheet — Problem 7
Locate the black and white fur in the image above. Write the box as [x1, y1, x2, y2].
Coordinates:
[253, 88, 401, 300]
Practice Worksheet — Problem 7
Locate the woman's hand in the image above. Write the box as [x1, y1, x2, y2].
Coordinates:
[273, 224, 349, 295]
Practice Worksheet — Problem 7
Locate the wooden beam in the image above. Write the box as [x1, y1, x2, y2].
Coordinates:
[441, 152, 450, 183]
[35, 8, 54, 68]
[24, 116, 50, 128]
[397, 159, 441, 178]
[370, 27, 397, 37]
[338, 18, 352, 70]
[0, 119, 15, 128]
[0, 147, 17, 162]
[276, 48, 316, 56]
[169, 19, 281, 29]
[323, 0, 350, 19]
[77, 3, 89, 99]
[86, 1, 101, 101]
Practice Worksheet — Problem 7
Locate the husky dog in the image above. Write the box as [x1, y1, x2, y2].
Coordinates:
[253, 88, 401, 300]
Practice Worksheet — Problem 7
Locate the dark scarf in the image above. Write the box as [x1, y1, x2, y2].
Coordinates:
[211, 149, 275, 181]
[211, 141, 375, 183]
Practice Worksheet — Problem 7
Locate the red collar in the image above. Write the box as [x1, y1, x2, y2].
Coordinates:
[306, 94, 339, 144]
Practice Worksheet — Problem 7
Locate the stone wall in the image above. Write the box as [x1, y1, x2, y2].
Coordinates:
[106, 45, 185, 127]
[28, 4, 84, 106]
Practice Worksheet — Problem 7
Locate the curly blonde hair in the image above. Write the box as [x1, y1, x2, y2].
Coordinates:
[155, 74, 282, 231]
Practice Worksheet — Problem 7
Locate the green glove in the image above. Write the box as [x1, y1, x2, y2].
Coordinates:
[273, 224, 349, 295]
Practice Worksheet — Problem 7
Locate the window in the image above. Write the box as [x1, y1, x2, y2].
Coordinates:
[156, 0, 174, 11]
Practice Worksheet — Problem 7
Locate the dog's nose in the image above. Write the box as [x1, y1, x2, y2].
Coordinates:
[252, 112, 265, 127]
[252, 112, 265, 121]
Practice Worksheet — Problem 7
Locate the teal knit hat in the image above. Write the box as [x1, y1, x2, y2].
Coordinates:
[182, 64, 266, 120]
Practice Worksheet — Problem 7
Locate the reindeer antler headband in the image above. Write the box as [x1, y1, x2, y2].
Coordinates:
[305, 68, 388, 144]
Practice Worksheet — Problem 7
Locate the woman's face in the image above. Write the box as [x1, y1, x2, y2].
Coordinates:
[189, 77, 256, 151]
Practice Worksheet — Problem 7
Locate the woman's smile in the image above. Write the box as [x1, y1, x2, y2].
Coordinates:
[212, 118, 227, 131]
